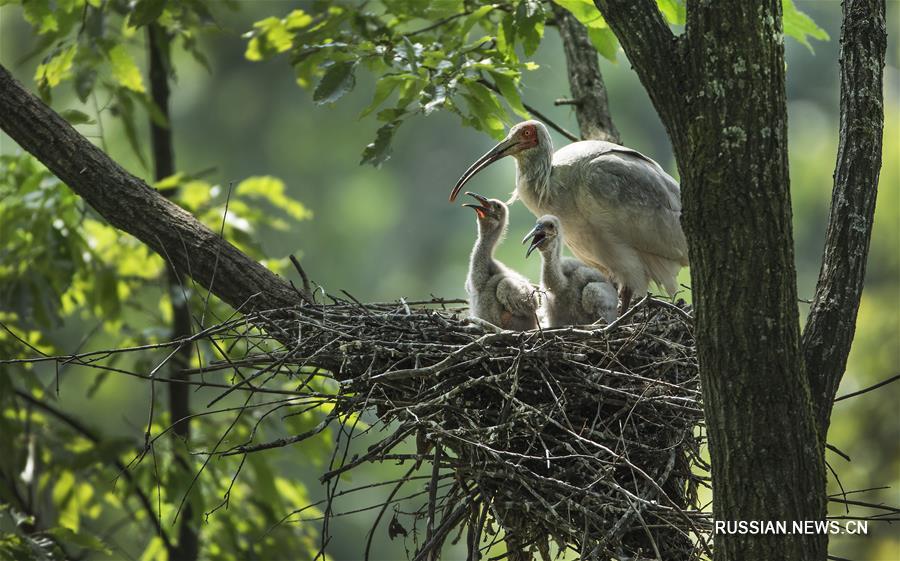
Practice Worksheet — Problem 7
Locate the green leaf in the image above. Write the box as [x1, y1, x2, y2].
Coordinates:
[395, 77, 424, 109]
[284, 9, 313, 30]
[463, 82, 507, 138]
[782, 0, 829, 52]
[496, 13, 516, 59]
[551, 0, 606, 28]
[515, 0, 545, 57]
[236, 176, 312, 221]
[108, 45, 145, 93]
[360, 76, 400, 118]
[402, 36, 419, 74]
[112, 89, 148, 169]
[587, 27, 618, 62]
[361, 122, 398, 167]
[22, 0, 57, 34]
[313, 61, 357, 105]
[34, 44, 77, 88]
[656, 0, 685, 26]
[59, 109, 95, 125]
[74, 68, 97, 102]
[130, 0, 167, 27]
[461, 5, 496, 36]
[491, 72, 529, 119]
[244, 16, 295, 61]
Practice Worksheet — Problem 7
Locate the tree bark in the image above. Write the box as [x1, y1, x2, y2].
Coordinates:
[681, 5, 827, 558]
[148, 23, 199, 561]
[595, 1, 830, 559]
[592, 0, 689, 156]
[550, 4, 620, 143]
[0, 64, 303, 316]
[802, 0, 886, 436]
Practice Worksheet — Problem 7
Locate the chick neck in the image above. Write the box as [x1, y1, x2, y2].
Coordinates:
[470, 218, 506, 284]
[539, 236, 566, 290]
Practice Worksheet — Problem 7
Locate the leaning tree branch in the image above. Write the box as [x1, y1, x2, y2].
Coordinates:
[0, 64, 303, 317]
[802, 0, 886, 436]
[592, 0, 687, 151]
[550, 3, 620, 143]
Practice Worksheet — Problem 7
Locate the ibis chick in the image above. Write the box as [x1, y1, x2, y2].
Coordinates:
[524, 215, 617, 327]
[463, 192, 539, 331]
[451, 120, 688, 314]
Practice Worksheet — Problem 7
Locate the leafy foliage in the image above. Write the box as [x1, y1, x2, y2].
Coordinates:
[9, 0, 219, 167]
[243, 1, 543, 164]
[243, 0, 827, 166]
[2, 1, 321, 559]
[0, 149, 319, 560]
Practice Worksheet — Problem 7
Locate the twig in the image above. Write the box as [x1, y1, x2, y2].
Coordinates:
[289, 254, 314, 303]
[477, 78, 579, 142]
[833, 373, 900, 402]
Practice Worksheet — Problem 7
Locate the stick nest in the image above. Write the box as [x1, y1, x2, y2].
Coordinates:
[233, 296, 709, 561]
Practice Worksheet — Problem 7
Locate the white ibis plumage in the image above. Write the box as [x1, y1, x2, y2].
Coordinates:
[463, 192, 539, 331]
[524, 215, 617, 327]
[451, 121, 688, 313]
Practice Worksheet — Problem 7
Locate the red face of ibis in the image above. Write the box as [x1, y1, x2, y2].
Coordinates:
[449, 121, 543, 202]
[511, 123, 540, 151]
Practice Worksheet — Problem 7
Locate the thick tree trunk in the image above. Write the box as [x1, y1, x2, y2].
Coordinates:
[148, 24, 199, 561]
[0, 65, 303, 316]
[595, 1, 831, 559]
[681, 4, 826, 559]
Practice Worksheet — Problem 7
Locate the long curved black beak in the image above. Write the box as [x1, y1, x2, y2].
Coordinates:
[462, 192, 492, 219]
[522, 223, 546, 258]
[450, 137, 520, 202]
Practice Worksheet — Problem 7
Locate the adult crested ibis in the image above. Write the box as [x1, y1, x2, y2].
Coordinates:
[451, 120, 688, 313]
[463, 192, 539, 331]
[524, 215, 617, 327]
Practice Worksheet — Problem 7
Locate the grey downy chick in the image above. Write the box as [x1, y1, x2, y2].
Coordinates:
[463, 192, 539, 331]
[524, 215, 617, 327]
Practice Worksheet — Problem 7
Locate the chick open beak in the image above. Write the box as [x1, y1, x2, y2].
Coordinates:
[523, 223, 546, 258]
[450, 137, 520, 202]
[462, 192, 492, 219]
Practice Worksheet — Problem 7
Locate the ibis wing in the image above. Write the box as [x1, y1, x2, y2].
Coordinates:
[495, 276, 539, 318]
[569, 146, 688, 264]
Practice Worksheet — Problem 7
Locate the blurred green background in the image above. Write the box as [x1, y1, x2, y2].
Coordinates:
[1, 1, 898, 560]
